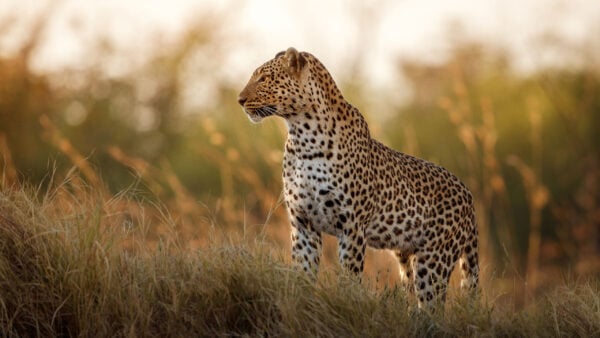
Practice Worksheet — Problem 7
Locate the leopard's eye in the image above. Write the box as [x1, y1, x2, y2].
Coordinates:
[257, 74, 270, 83]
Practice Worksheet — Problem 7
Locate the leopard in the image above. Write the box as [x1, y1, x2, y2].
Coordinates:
[237, 47, 479, 308]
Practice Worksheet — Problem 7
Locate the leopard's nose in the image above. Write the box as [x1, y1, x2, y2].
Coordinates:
[237, 95, 247, 106]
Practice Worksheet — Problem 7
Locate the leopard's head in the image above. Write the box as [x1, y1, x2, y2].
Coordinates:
[238, 47, 338, 123]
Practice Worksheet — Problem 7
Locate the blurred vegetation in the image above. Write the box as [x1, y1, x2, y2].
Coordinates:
[0, 9, 599, 305]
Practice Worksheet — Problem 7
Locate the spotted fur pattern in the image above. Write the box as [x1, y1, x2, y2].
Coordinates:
[238, 47, 479, 308]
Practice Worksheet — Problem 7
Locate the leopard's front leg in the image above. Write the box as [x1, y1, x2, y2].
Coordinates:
[290, 217, 322, 281]
[337, 224, 367, 278]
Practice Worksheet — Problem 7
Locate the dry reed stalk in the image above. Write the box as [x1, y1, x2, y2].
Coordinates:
[476, 97, 519, 269]
[106, 146, 164, 196]
[194, 144, 282, 220]
[108, 146, 200, 213]
[0, 132, 18, 187]
[401, 124, 420, 157]
[39, 114, 107, 196]
[506, 155, 549, 294]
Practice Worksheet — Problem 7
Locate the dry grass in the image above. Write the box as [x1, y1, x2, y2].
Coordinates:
[0, 180, 599, 337]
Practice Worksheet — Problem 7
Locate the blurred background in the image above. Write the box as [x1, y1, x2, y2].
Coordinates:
[1, 0, 599, 298]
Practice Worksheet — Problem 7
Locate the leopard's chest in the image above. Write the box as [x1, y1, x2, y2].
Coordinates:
[282, 152, 344, 235]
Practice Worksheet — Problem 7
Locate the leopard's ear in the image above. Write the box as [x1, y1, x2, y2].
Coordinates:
[284, 47, 306, 75]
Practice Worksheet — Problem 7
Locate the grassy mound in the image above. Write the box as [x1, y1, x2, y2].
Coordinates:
[0, 184, 598, 336]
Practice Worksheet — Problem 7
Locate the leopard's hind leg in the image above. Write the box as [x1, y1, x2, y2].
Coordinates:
[395, 250, 416, 294]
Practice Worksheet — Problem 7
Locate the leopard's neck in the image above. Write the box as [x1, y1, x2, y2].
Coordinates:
[284, 101, 371, 159]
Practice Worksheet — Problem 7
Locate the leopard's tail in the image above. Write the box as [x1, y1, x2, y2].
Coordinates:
[459, 214, 479, 291]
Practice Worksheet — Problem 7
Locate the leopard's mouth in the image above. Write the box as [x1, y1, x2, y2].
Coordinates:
[245, 105, 277, 123]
